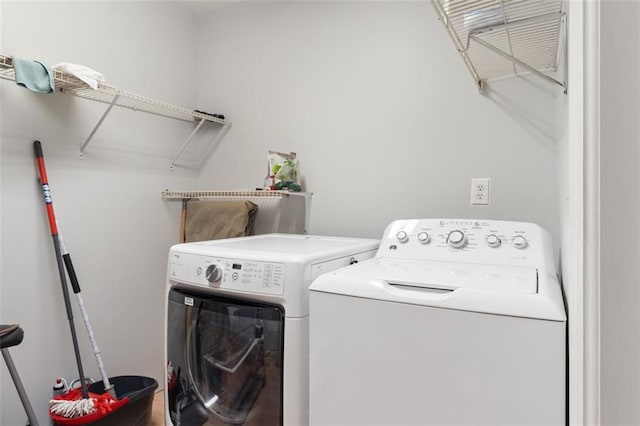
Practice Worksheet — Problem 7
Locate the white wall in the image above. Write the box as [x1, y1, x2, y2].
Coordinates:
[194, 1, 565, 247]
[600, 1, 640, 424]
[0, 2, 202, 424]
[0, 1, 570, 425]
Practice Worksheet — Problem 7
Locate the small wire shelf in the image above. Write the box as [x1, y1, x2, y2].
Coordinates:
[161, 190, 307, 200]
[431, 0, 566, 93]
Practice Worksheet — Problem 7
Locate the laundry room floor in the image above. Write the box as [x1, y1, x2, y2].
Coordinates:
[150, 390, 164, 425]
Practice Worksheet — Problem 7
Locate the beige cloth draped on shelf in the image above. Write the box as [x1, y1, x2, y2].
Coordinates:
[182, 200, 259, 243]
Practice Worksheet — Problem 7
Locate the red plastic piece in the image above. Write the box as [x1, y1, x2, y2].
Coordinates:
[49, 388, 129, 425]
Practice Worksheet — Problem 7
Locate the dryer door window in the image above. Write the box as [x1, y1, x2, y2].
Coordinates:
[167, 288, 284, 425]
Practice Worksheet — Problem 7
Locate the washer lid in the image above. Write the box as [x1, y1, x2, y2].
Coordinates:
[344, 258, 537, 294]
[310, 257, 566, 321]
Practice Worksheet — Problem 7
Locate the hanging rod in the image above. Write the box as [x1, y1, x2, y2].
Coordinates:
[0, 54, 231, 165]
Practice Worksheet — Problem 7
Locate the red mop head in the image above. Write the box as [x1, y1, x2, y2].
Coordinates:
[49, 387, 129, 425]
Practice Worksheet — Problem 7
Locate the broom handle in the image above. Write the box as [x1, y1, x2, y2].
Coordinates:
[34, 140, 89, 399]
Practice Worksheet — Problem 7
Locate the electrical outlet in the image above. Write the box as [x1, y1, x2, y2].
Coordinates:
[471, 178, 490, 206]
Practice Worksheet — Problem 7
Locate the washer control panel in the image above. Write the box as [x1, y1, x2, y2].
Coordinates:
[380, 219, 550, 267]
[169, 253, 285, 295]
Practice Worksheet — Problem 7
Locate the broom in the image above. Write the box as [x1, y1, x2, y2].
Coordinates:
[34, 141, 127, 423]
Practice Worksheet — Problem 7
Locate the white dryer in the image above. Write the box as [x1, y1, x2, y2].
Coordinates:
[309, 219, 566, 426]
[165, 234, 378, 426]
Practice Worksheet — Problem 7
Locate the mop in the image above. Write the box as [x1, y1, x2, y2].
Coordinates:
[34, 141, 127, 424]
[48, 232, 126, 422]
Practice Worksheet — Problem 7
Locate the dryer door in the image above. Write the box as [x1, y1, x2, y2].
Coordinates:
[167, 288, 284, 425]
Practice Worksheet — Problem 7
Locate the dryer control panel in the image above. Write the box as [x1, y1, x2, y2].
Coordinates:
[377, 219, 553, 268]
[169, 252, 286, 295]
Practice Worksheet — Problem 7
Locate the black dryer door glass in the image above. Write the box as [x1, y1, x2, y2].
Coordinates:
[167, 288, 284, 425]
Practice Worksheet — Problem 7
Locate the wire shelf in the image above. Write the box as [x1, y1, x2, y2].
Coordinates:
[0, 55, 228, 125]
[161, 190, 307, 200]
[1, 54, 231, 166]
[431, 0, 566, 92]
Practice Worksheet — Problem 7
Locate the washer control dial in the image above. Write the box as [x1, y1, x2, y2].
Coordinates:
[447, 230, 467, 249]
[205, 264, 222, 283]
[486, 234, 501, 248]
[417, 232, 430, 244]
[396, 231, 409, 243]
[512, 235, 528, 249]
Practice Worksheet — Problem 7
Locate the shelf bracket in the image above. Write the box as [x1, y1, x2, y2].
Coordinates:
[463, 12, 567, 93]
[469, 35, 567, 93]
[432, 0, 566, 94]
[80, 94, 120, 157]
[169, 118, 208, 169]
[431, 0, 484, 92]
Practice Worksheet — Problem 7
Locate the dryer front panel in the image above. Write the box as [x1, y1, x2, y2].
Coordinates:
[169, 253, 286, 296]
[167, 288, 284, 425]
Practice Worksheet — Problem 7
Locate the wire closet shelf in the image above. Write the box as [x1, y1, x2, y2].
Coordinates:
[0, 54, 230, 167]
[431, 0, 566, 93]
[163, 190, 313, 235]
[161, 190, 307, 200]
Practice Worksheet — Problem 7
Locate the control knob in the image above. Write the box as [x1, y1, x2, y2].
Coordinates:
[417, 232, 430, 244]
[396, 231, 409, 243]
[205, 264, 222, 283]
[486, 234, 501, 248]
[447, 230, 467, 249]
[512, 235, 528, 249]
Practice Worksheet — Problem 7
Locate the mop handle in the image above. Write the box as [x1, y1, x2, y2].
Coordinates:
[33, 141, 58, 235]
[61, 248, 114, 394]
[34, 140, 89, 400]
[61, 249, 81, 294]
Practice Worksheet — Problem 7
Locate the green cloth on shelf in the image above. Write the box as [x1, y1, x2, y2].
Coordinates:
[13, 57, 54, 94]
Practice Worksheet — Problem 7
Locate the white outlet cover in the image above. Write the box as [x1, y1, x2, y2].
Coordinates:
[471, 178, 490, 206]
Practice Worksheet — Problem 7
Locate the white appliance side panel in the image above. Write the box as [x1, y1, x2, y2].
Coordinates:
[310, 249, 378, 281]
[309, 292, 566, 426]
[283, 316, 309, 426]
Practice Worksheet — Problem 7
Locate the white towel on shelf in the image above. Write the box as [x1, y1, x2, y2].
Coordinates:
[53, 62, 105, 90]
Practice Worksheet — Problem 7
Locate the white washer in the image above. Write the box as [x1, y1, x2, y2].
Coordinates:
[165, 234, 379, 426]
[309, 219, 566, 426]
